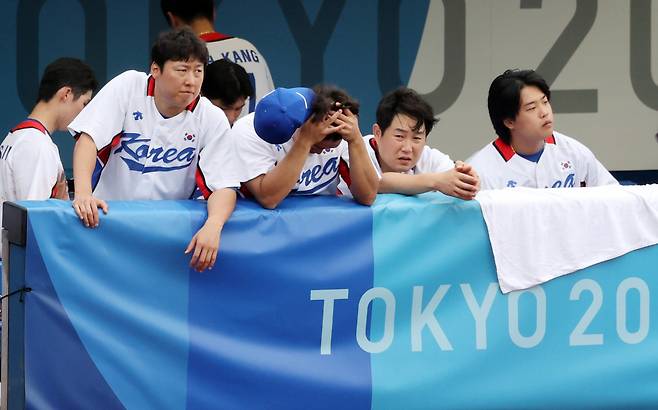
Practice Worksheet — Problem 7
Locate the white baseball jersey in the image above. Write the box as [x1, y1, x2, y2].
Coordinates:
[68, 70, 240, 200]
[467, 131, 618, 190]
[202, 32, 275, 118]
[232, 113, 352, 197]
[0, 120, 67, 253]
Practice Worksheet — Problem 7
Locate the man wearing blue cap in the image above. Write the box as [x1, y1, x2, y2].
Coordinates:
[232, 85, 379, 209]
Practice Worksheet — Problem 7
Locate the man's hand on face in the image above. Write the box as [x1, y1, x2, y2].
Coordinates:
[295, 110, 344, 150]
[333, 107, 362, 144]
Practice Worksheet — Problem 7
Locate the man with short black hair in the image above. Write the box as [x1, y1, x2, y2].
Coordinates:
[162, 0, 274, 119]
[69, 28, 240, 272]
[347, 87, 478, 199]
[0, 57, 97, 227]
[468, 69, 617, 190]
[202, 59, 254, 126]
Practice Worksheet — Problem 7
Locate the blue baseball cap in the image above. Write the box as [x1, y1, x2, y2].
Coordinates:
[254, 87, 315, 144]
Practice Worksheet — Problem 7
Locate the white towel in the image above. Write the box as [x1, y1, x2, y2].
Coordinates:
[476, 185, 658, 293]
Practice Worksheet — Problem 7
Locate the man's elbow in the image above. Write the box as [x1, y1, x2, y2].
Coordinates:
[244, 179, 282, 210]
[354, 190, 377, 206]
[259, 200, 279, 210]
[254, 194, 281, 210]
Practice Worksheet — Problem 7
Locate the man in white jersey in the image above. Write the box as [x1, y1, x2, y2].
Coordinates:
[340, 87, 479, 199]
[0, 58, 97, 228]
[468, 69, 618, 190]
[69, 28, 241, 272]
[233, 85, 379, 209]
[161, 0, 274, 118]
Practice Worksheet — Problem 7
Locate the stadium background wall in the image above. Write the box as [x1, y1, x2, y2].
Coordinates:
[0, 0, 656, 178]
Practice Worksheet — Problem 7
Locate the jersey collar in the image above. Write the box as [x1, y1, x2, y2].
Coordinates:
[185, 96, 200, 112]
[492, 134, 556, 162]
[146, 75, 156, 96]
[369, 136, 379, 152]
[11, 118, 50, 136]
[369, 137, 383, 167]
[199, 31, 233, 42]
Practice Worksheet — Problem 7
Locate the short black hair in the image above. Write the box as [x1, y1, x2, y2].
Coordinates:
[310, 84, 360, 121]
[376, 87, 437, 136]
[488, 69, 551, 144]
[161, 0, 214, 26]
[151, 28, 209, 70]
[201, 59, 254, 105]
[36, 57, 97, 103]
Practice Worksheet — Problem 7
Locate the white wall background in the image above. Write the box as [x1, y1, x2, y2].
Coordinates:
[410, 0, 658, 170]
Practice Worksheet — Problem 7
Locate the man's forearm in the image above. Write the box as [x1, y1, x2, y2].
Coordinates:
[72, 133, 98, 196]
[205, 188, 237, 228]
[248, 139, 312, 209]
[379, 172, 435, 195]
[346, 138, 379, 205]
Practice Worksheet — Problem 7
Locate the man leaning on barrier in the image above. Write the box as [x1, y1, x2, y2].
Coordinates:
[68, 28, 241, 272]
[233, 86, 379, 209]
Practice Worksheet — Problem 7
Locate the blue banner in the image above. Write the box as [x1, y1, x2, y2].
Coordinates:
[8, 194, 658, 409]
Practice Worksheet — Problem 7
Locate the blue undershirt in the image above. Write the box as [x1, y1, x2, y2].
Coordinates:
[517, 147, 544, 163]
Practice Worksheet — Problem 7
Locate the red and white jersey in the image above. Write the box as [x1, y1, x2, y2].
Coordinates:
[0, 119, 67, 232]
[202, 33, 275, 118]
[467, 131, 618, 190]
[232, 113, 352, 196]
[68, 70, 240, 200]
[362, 135, 454, 175]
